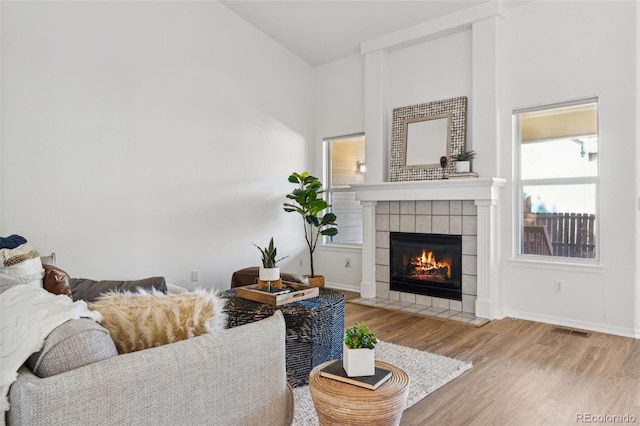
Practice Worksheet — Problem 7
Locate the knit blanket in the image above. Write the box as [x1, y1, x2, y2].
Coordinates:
[0, 285, 102, 424]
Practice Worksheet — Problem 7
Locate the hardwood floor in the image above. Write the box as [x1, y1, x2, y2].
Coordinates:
[343, 296, 640, 425]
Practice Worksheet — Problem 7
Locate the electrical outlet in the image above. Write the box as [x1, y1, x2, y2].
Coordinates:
[191, 270, 199, 282]
[345, 258, 351, 268]
[554, 280, 564, 293]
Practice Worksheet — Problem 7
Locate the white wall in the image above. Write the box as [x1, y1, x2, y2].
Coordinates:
[0, 1, 314, 289]
[313, 54, 365, 290]
[317, 1, 638, 336]
[312, 33, 471, 291]
[636, 0, 640, 333]
[386, 30, 472, 112]
[499, 1, 638, 336]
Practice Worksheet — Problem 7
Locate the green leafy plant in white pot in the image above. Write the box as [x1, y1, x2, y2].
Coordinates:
[343, 322, 378, 377]
[452, 150, 476, 173]
[254, 237, 288, 281]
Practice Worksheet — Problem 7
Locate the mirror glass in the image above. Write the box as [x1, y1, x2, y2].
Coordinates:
[403, 113, 451, 168]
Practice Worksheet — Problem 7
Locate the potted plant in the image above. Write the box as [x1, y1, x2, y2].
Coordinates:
[452, 150, 476, 173]
[253, 237, 288, 282]
[343, 322, 378, 377]
[283, 171, 338, 287]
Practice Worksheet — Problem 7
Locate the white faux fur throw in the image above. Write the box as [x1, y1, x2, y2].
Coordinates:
[89, 289, 227, 354]
[0, 285, 101, 423]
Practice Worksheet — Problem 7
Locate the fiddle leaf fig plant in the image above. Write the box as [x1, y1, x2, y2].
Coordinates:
[344, 322, 378, 350]
[253, 237, 288, 268]
[283, 171, 338, 277]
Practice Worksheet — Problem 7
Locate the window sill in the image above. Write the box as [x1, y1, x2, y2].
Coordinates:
[319, 243, 363, 254]
[507, 256, 604, 274]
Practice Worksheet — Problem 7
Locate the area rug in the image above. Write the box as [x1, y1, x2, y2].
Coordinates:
[292, 340, 472, 425]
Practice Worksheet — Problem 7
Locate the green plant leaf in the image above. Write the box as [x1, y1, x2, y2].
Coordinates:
[320, 228, 338, 236]
[306, 215, 320, 227]
[320, 213, 337, 225]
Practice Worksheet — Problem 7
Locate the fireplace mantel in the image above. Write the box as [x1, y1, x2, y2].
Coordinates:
[349, 178, 506, 202]
[351, 177, 506, 320]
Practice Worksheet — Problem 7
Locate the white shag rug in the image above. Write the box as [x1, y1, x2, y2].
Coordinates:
[292, 340, 472, 426]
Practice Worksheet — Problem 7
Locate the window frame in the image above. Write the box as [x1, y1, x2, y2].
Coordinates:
[322, 132, 365, 248]
[513, 97, 601, 265]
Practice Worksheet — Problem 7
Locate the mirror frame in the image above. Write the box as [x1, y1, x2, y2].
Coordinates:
[390, 96, 467, 181]
[402, 112, 452, 170]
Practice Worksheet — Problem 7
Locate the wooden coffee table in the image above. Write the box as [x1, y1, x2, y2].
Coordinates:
[309, 360, 410, 426]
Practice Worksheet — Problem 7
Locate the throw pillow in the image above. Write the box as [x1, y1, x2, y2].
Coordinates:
[42, 264, 72, 297]
[68, 276, 168, 302]
[26, 318, 118, 378]
[0, 257, 44, 294]
[89, 289, 227, 354]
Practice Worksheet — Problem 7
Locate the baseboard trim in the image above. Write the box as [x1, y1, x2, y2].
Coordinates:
[504, 309, 638, 339]
[324, 281, 360, 294]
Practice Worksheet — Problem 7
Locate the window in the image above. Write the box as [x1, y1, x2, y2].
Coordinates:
[324, 134, 365, 244]
[514, 99, 598, 260]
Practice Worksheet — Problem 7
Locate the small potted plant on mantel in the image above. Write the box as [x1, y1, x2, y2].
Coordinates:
[253, 237, 288, 282]
[452, 150, 476, 173]
[343, 322, 378, 377]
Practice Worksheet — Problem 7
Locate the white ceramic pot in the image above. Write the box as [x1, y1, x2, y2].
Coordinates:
[259, 267, 280, 281]
[455, 161, 471, 173]
[343, 344, 375, 377]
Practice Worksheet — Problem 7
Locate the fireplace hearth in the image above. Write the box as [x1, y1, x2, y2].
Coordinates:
[390, 232, 462, 301]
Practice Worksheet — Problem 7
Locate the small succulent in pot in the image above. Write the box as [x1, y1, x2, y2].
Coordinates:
[452, 150, 476, 173]
[452, 150, 476, 162]
[344, 322, 378, 349]
[343, 322, 378, 377]
[254, 237, 289, 283]
[254, 237, 288, 268]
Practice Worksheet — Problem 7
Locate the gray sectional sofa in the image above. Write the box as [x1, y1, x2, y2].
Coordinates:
[7, 310, 293, 425]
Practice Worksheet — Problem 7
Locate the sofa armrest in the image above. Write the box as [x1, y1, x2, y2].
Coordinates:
[8, 311, 293, 426]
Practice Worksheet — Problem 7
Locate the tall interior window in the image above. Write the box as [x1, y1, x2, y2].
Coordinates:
[324, 134, 365, 244]
[514, 99, 598, 260]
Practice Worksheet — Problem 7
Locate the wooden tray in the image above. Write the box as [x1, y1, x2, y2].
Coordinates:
[236, 282, 320, 306]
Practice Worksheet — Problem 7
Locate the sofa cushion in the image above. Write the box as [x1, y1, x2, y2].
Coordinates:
[26, 318, 118, 378]
[89, 289, 227, 354]
[42, 264, 72, 297]
[69, 276, 168, 302]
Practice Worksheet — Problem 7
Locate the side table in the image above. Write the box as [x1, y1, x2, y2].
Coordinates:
[309, 360, 410, 426]
[221, 287, 345, 387]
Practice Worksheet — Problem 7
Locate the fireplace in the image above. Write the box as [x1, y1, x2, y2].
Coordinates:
[389, 232, 462, 301]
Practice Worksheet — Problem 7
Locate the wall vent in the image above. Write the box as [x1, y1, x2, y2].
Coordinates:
[552, 327, 591, 338]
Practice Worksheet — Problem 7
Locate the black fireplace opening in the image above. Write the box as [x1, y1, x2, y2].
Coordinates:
[389, 232, 462, 301]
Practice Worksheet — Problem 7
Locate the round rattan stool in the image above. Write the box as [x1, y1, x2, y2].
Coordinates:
[309, 360, 410, 426]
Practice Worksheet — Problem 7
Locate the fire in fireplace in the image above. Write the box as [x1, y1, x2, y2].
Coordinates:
[390, 232, 462, 301]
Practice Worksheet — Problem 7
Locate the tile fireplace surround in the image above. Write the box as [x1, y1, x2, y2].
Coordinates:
[351, 178, 506, 320]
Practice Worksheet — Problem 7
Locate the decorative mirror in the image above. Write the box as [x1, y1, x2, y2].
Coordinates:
[390, 96, 467, 181]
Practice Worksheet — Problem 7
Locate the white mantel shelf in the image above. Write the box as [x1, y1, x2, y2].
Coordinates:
[349, 177, 506, 202]
[351, 177, 507, 321]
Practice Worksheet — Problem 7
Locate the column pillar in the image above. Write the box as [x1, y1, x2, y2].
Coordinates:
[474, 199, 501, 319]
[360, 201, 377, 298]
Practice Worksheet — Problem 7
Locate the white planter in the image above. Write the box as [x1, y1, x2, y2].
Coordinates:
[343, 344, 375, 377]
[259, 267, 280, 281]
[455, 161, 471, 173]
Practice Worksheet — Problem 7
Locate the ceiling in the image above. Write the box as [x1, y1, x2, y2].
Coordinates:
[220, 1, 491, 66]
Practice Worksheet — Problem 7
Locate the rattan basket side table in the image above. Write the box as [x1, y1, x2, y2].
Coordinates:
[221, 287, 345, 387]
[309, 360, 410, 426]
